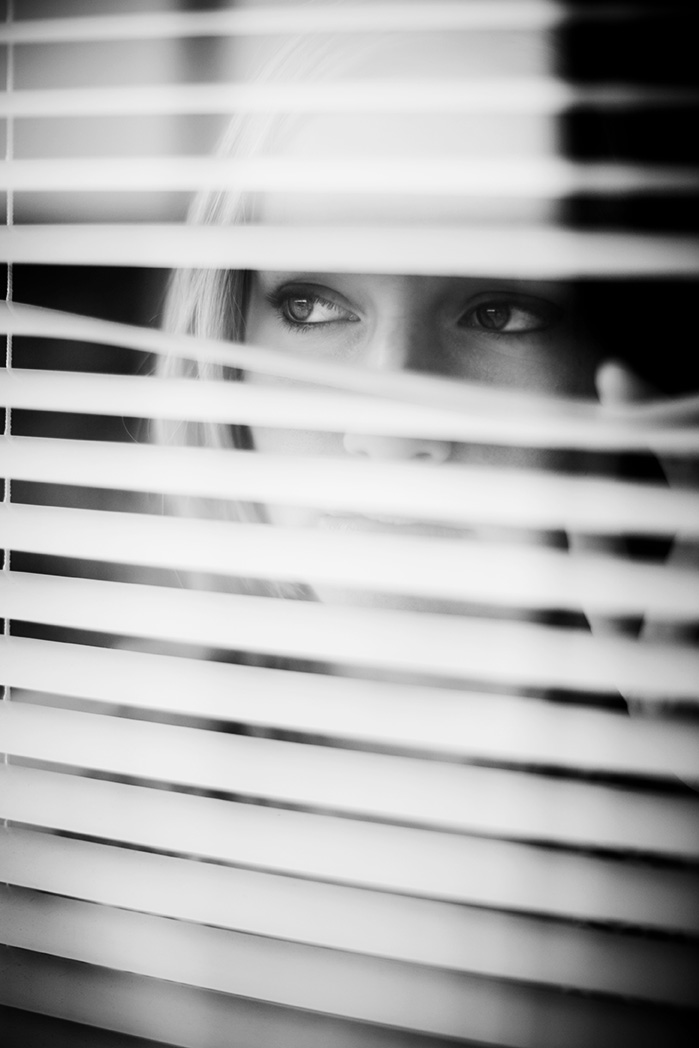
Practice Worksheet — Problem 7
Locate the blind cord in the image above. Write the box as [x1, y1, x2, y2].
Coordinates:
[3, 0, 14, 714]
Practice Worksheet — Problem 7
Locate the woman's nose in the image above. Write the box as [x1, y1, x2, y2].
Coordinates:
[341, 308, 452, 462]
[342, 431, 452, 462]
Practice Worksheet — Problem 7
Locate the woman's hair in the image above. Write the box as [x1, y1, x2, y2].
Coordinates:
[157, 31, 396, 460]
[155, 33, 399, 600]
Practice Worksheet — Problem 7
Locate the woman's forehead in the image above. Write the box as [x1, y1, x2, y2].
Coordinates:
[257, 110, 559, 226]
[250, 28, 560, 227]
[254, 270, 571, 302]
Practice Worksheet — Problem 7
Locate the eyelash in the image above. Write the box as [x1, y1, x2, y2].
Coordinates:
[458, 298, 558, 336]
[265, 286, 559, 337]
[266, 288, 355, 333]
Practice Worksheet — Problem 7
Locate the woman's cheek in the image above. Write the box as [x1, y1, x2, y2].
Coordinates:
[248, 423, 341, 529]
[250, 423, 341, 459]
[447, 322, 600, 398]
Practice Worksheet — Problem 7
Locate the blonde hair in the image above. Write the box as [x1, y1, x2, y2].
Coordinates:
[157, 31, 388, 456]
[156, 34, 385, 601]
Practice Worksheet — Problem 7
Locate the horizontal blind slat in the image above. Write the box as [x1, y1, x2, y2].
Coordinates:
[3, 81, 693, 120]
[5, 438, 697, 535]
[4, 503, 699, 618]
[5, 887, 695, 1048]
[0, 4, 577, 45]
[5, 368, 699, 453]
[2, 765, 697, 930]
[2, 827, 695, 1005]
[5, 156, 698, 196]
[6, 948, 696, 1048]
[0, 886, 510, 1041]
[4, 637, 699, 774]
[2, 571, 698, 695]
[4, 300, 572, 409]
[4, 703, 697, 853]
[3, 223, 698, 275]
[0, 948, 475, 1048]
[5, 302, 698, 428]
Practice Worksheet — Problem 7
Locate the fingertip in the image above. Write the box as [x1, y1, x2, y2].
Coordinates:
[594, 359, 657, 406]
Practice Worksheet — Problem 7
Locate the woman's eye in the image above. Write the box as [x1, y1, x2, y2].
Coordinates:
[276, 290, 358, 328]
[460, 299, 557, 334]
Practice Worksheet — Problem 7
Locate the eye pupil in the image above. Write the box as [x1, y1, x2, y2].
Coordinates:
[286, 297, 314, 322]
[476, 304, 511, 331]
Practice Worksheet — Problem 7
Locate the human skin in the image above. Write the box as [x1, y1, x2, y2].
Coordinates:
[246, 268, 601, 471]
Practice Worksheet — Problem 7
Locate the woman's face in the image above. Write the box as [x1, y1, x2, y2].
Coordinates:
[245, 270, 602, 614]
[246, 269, 595, 405]
[239, 34, 602, 611]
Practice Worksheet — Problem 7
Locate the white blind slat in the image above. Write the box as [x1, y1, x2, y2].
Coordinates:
[4, 637, 699, 776]
[6, 886, 693, 1047]
[0, 886, 510, 1042]
[5, 300, 567, 410]
[4, 503, 699, 618]
[3, 223, 698, 275]
[4, 301, 698, 427]
[2, 81, 692, 121]
[4, 156, 697, 196]
[4, 367, 699, 454]
[2, 827, 695, 1006]
[4, 703, 697, 854]
[3, 765, 697, 931]
[0, 4, 577, 45]
[5, 438, 697, 536]
[3, 571, 698, 696]
[5, 946, 692, 1048]
[0, 949, 468, 1048]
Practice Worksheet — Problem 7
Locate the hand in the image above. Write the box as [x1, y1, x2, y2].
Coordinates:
[569, 360, 699, 718]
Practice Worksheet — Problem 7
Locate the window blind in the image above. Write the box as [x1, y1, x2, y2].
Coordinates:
[2, 2, 699, 1047]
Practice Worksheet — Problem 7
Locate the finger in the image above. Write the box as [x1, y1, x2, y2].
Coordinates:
[595, 358, 658, 407]
[593, 364, 699, 739]
[568, 359, 648, 641]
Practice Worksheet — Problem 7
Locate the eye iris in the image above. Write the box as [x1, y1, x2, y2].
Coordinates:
[286, 297, 314, 322]
[476, 304, 511, 331]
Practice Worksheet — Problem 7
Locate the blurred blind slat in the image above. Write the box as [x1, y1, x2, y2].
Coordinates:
[3, 764, 699, 931]
[4, 79, 696, 118]
[4, 636, 699, 775]
[2, 825, 697, 1006]
[2, 884, 698, 1046]
[3, 570, 699, 696]
[2, 3, 698, 1047]
[6, 885, 696, 1048]
[3, 301, 699, 431]
[3, 154, 699, 195]
[0, 950, 498, 1048]
[4, 502, 699, 616]
[5, 436, 699, 534]
[7, 367, 699, 452]
[0, 2, 579, 43]
[3, 222, 699, 274]
[4, 703, 699, 853]
[3, 947, 695, 1048]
